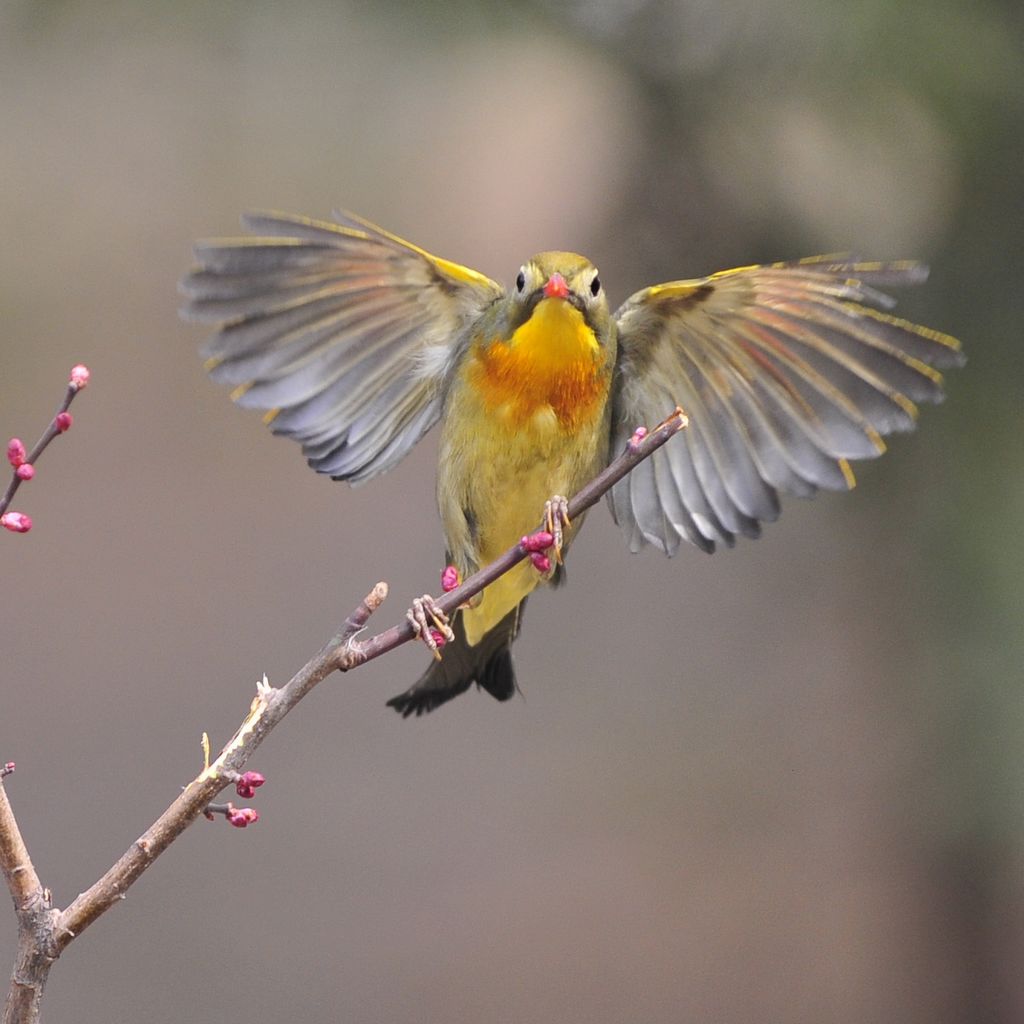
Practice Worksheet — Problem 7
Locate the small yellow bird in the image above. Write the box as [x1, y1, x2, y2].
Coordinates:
[181, 210, 963, 716]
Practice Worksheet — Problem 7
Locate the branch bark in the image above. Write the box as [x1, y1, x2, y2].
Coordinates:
[0, 783, 59, 1023]
[1, 407, 687, 1024]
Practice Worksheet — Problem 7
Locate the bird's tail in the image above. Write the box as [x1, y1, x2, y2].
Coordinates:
[386, 602, 524, 717]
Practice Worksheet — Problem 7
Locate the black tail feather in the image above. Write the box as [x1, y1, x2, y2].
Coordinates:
[477, 646, 516, 703]
[386, 603, 523, 718]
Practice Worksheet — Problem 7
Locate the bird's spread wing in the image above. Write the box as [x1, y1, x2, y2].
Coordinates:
[610, 258, 964, 554]
[180, 210, 502, 482]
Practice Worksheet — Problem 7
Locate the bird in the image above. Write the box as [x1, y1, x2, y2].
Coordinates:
[180, 209, 964, 716]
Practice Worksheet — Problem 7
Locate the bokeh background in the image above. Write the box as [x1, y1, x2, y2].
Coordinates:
[1, 1, 1021, 1021]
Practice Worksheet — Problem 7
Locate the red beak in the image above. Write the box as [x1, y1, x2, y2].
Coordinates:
[542, 272, 570, 299]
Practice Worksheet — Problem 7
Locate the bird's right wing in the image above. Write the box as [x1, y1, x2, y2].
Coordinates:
[180, 210, 503, 483]
[610, 258, 965, 554]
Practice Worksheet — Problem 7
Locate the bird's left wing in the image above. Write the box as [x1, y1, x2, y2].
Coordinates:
[180, 210, 502, 482]
[610, 258, 964, 554]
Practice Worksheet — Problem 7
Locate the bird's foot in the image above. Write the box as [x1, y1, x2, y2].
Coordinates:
[518, 494, 571, 580]
[406, 595, 455, 661]
[543, 495, 571, 564]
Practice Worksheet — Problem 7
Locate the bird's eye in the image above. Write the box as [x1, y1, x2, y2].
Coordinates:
[515, 270, 526, 293]
[590, 276, 601, 297]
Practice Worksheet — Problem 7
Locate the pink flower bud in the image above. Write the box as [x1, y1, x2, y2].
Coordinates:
[7, 438, 26, 468]
[1, 762, 15, 778]
[228, 807, 260, 828]
[1, 512, 32, 533]
[521, 531, 554, 553]
[55, 412, 73, 432]
[628, 426, 648, 451]
[16, 464, 34, 481]
[235, 771, 266, 799]
[441, 565, 460, 593]
[429, 628, 448, 649]
[530, 552, 551, 574]
[69, 365, 91, 389]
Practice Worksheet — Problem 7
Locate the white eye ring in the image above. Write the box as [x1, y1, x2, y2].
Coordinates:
[515, 269, 526, 293]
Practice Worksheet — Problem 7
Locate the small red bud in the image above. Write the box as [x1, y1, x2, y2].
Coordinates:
[628, 426, 648, 451]
[441, 565, 460, 593]
[429, 628, 447, 649]
[530, 551, 551, 574]
[235, 771, 266, 799]
[16, 464, 34, 481]
[55, 412, 73, 432]
[69, 365, 91, 390]
[521, 531, 554, 553]
[228, 807, 260, 828]
[1, 512, 32, 533]
[1, 762, 15, 778]
[7, 438, 26, 468]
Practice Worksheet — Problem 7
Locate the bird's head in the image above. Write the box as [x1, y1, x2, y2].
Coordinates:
[507, 252, 613, 349]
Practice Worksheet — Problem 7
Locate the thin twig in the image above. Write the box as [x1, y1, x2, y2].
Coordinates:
[1, 367, 89, 524]
[53, 584, 390, 950]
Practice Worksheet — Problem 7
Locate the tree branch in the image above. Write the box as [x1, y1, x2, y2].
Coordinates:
[1, 404, 687, 1023]
[0, 775, 41, 915]
[0, 776, 60, 1024]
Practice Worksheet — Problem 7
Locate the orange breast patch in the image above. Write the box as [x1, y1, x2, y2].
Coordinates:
[467, 298, 610, 431]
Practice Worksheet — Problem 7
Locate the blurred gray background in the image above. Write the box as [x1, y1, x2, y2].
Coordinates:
[1, 1, 1021, 1021]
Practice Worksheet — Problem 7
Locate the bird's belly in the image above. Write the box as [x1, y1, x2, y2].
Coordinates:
[438, 397, 608, 645]
[471, 404, 596, 555]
